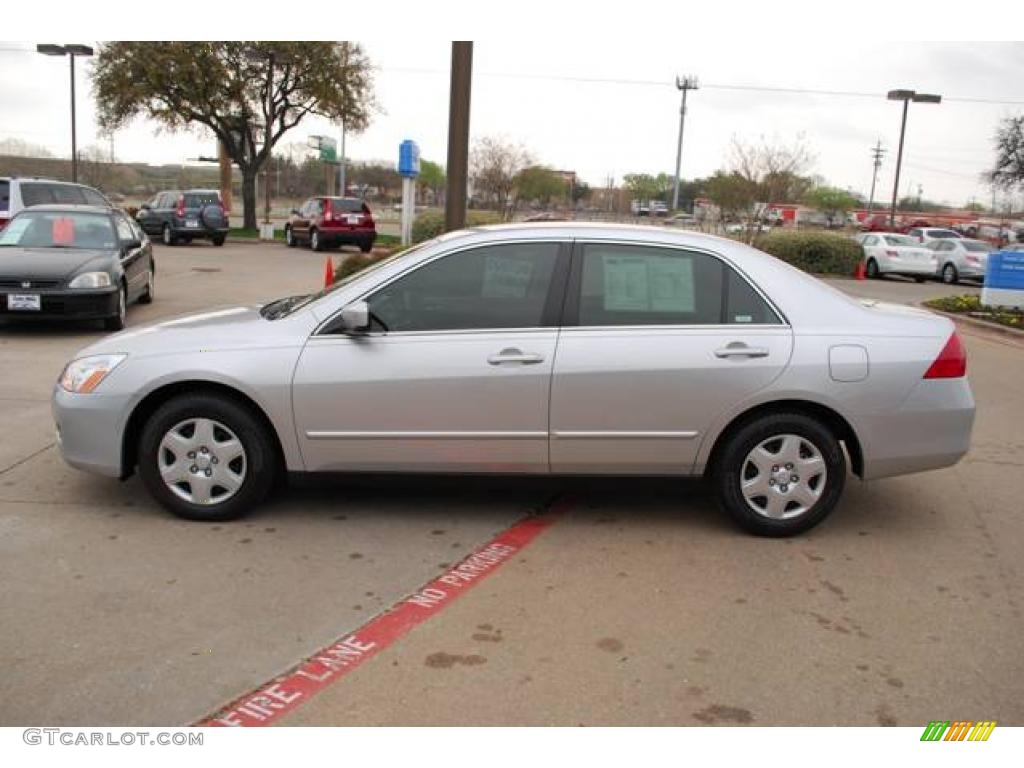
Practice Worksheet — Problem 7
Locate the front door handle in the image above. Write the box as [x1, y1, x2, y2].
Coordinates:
[715, 344, 769, 359]
[488, 348, 545, 365]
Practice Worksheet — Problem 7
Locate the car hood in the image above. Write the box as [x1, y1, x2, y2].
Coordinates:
[75, 305, 311, 359]
[0, 248, 114, 280]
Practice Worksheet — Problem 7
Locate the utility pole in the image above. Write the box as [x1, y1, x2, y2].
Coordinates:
[866, 140, 885, 215]
[671, 75, 699, 212]
[445, 42, 473, 232]
[339, 122, 347, 196]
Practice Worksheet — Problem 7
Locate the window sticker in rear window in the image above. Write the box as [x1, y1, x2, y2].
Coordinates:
[52, 217, 75, 245]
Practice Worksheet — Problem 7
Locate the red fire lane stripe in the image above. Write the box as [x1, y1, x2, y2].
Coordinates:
[196, 507, 564, 727]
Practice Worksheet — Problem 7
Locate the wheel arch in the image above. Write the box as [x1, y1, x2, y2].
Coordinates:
[703, 399, 864, 479]
[120, 380, 286, 481]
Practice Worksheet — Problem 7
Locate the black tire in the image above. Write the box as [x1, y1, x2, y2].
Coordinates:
[712, 412, 846, 537]
[138, 261, 155, 304]
[310, 228, 323, 252]
[942, 263, 959, 285]
[359, 238, 373, 253]
[913, 276, 926, 283]
[137, 393, 276, 522]
[285, 226, 296, 247]
[212, 235, 226, 247]
[161, 224, 176, 246]
[866, 258, 880, 279]
[103, 282, 127, 331]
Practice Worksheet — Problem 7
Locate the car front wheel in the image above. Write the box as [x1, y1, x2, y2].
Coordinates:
[285, 226, 296, 247]
[103, 283, 127, 331]
[942, 263, 959, 285]
[713, 412, 846, 537]
[137, 394, 277, 521]
[865, 258, 880, 279]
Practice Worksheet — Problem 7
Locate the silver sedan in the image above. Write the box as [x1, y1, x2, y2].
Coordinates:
[53, 224, 975, 536]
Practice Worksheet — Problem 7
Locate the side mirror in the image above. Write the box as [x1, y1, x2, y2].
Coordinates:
[123, 239, 142, 251]
[339, 301, 370, 333]
[140, 203, 151, 210]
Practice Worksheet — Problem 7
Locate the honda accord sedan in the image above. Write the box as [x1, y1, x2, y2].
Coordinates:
[0, 205, 154, 330]
[52, 224, 975, 536]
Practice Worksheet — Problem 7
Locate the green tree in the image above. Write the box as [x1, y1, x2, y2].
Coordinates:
[515, 166, 567, 207]
[623, 173, 660, 205]
[705, 171, 759, 222]
[470, 137, 532, 218]
[418, 160, 446, 205]
[93, 42, 375, 229]
[804, 186, 858, 227]
[990, 114, 1024, 191]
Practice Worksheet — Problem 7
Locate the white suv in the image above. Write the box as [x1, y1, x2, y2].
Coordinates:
[0, 177, 111, 231]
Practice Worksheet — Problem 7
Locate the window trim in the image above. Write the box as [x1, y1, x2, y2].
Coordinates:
[562, 239, 787, 330]
[314, 239, 573, 337]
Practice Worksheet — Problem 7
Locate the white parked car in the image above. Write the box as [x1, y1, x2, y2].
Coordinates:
[859, 232, 937, 281]
[906, 227, 962, 245]
[927, 238, 994, 284]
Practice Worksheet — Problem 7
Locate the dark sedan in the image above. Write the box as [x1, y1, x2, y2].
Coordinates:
[0, 205, 154, 330]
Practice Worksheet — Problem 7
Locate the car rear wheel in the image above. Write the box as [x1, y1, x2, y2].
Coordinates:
[865, 258, 880, 279]
[103, 283, 127, 331]
[359, 238, 373, 253]
[942, 263, 959, 285]
[161, 224, 176, 246]
[713, 412, 846, 537]
[212, 235, 226, 247]
[138, 394, 276, 522]
[310, 228, 323, 252]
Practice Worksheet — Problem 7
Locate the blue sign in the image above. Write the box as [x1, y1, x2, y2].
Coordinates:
[398, 140, 420, 178]
[985, 251, 1024, 290]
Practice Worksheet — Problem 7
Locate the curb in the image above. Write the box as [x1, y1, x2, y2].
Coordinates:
[922, 306, 1024, 344]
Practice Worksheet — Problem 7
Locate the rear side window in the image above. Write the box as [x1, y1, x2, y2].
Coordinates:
[81, 187, 108, 206]
[725, 268, 781, 324]
[0, 180, 9, 212]
[577, 244, 724, 326]
[52, 185, 87, 204]
[184, 192, 220, 208]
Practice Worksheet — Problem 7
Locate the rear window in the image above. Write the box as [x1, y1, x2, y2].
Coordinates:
[883, 235, 916, 246]
[927, 230, 959, 239]
[331, 198, 368, 213]
[963, 240, 993, 253]
[184, 192, 220, 208]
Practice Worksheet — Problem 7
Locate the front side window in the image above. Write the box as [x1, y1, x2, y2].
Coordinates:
[366, 242, 560, 332]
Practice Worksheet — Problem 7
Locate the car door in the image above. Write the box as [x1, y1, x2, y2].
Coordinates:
[549, 241, 793, 474]
[291, 240, 571, 473]
[113, 214, 145, 298]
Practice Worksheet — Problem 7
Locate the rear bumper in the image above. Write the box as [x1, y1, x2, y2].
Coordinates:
[884, 260, 936, 276]
[172, 225, 229, 239]
[856, 377, 975, 480]
[320, 227, 376, 245]
[0, 288, 119, 320]
[53, 386, 130, 477]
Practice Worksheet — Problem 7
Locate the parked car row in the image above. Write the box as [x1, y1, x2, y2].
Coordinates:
[855, 230, 997, 284]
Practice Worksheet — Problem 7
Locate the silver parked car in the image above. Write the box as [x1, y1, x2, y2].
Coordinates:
[53, 224, 975, 536]
[927, 238, 994, 284]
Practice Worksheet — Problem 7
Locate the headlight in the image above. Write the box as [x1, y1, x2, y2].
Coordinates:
[59, 354, 127, 394]
[68, 272, 112, 289]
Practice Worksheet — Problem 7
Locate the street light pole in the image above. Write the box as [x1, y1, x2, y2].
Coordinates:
[445, 42, 473, 232]
[37, 44, 94, 183]
[671, 75, 699, 212]
[886, 89, 941, 228]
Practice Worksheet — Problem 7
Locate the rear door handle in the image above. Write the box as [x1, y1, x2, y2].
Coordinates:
[715, 345, 769, 359]
[488, 348, 545, 365]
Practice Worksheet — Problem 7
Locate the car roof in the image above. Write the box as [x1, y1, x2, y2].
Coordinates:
[15, 204, 115, 214]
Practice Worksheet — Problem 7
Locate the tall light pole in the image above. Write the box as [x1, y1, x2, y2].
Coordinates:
[887, 89, 941, 227]
[671, 75, 699, 212]
[37, 43, 93, 183]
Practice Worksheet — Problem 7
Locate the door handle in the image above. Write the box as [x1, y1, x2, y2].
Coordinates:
[487, 348, 545, 365]
[715, 344, 769, 359]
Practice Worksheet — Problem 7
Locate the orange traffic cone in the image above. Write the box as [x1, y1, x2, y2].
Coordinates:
[855, 261, 866, 280]
[323, 257, 334, 288]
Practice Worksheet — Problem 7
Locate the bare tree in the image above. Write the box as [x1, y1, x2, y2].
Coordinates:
[470, 137, 532, 220]
[730, 134, 814, 240]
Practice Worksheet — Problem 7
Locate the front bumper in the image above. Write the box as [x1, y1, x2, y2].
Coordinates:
[856, 377, 975, 480]
[52, 386, 131, 477]
[0, 288, 119, 320]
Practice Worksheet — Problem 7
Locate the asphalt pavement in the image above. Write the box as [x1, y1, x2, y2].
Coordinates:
[0, 240, 1019, 726]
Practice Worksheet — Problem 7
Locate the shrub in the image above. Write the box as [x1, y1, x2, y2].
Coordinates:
[411, 209, 503, 243]
[753, 230, 862, 276]
[333, 249, 399, 281]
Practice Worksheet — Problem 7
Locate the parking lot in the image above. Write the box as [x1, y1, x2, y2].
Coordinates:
[0, 239, 1020, 727]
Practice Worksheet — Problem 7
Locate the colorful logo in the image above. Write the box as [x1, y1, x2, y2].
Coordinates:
[920, 721, 996, 741]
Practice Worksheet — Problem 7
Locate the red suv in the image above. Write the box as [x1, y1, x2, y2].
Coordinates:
[285, 197, 376, 252]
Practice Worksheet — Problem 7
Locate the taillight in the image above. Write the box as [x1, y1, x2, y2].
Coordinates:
[175, 196, 185, 218]
[924, 332, 966, 379]
[323, 199, 333, 222]
[0, 218, 8, 232]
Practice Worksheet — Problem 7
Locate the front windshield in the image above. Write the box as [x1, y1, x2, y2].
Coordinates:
[0, 210, 116, 250]
[883, 235, 916, 247]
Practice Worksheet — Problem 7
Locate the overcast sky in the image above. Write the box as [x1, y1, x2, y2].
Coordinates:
[1, 40, 1023, 206]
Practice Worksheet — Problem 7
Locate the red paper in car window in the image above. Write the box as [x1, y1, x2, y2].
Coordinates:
[52, 217, 75, 245]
